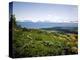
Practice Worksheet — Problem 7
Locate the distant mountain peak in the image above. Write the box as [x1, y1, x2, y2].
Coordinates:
[16, 19, 78, 23]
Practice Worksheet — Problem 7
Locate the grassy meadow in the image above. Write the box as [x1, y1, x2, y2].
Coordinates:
[13, 27, 78, 58]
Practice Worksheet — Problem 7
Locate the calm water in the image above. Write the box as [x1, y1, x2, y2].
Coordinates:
[17, 22, 78, 29]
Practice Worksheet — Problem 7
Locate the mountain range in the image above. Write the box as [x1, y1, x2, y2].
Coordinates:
[17, 21, 78, 29]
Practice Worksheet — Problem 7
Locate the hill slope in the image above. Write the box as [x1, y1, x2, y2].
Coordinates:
[13, 28, 78, 58]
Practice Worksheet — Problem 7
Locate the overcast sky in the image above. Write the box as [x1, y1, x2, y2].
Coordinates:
[13, 2, 78, 23]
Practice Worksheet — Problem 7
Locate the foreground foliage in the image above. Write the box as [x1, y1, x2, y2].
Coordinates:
[13, 28, 78, 58]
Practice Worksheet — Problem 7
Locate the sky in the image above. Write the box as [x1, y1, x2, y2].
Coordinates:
[12, 2, 78, 23]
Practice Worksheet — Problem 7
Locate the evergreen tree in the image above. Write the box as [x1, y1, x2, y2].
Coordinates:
[9, 15, 16, 28]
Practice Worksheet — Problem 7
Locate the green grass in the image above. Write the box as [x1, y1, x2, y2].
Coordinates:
[13, 28, 78, 58]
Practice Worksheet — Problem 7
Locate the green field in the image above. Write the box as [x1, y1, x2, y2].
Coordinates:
[13, 28, 78, 58]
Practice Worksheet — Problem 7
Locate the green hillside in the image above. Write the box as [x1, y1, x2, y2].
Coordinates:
[13, 28, 78, 58]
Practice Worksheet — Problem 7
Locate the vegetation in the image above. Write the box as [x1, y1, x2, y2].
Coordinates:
[42, 27, 78, 34]
[10, 15, 78, 58]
